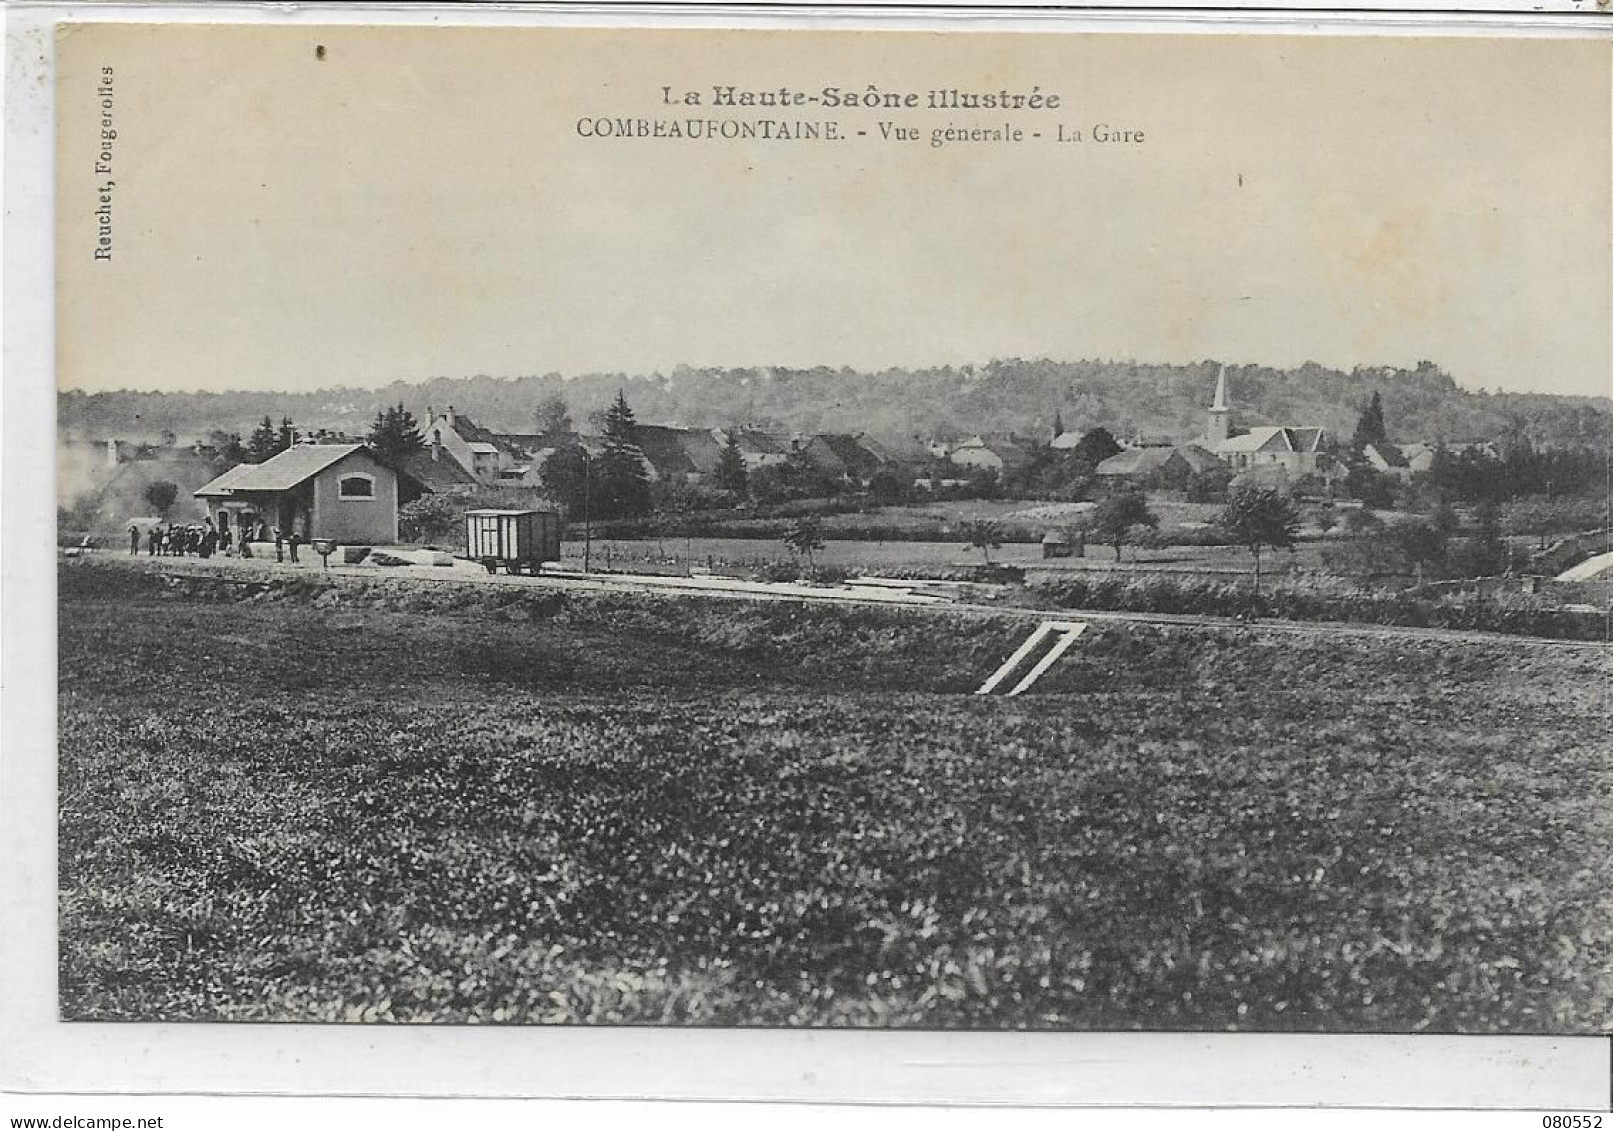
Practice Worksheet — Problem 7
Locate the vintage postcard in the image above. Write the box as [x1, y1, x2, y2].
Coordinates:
[30, 8, 1613, 1104]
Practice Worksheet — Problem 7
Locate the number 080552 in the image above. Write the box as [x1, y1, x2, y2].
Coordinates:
[1543, 1117, 1603, 1128]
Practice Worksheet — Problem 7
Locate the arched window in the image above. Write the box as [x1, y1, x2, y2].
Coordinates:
[338, 474, 375, 499]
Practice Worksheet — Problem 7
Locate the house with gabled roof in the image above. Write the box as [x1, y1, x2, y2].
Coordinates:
[717, 428, 794, 471]
[804, 434, 889, 485]
[948, 433, 1036, 476]
[631, 425, 726, 483]
[421, 406, 526, 485]
[1362, 441, 1411, 477]
[394, 446, 482, 493]
[1095, 447, 1176, 480]
[1096, 443, 1222, 489]
[1399, 442, 1438, 474]
[194, 443, 424, 544]
[1363, 440, 1439, 479]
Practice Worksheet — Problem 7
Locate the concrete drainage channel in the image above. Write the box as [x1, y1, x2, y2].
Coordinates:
[976, 621, 1089, 696]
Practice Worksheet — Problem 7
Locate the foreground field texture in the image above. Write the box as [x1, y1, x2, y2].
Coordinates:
[58, 563, 1612, 1030]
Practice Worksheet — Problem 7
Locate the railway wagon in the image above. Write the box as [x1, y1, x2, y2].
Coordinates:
[464, 508, 562, 575]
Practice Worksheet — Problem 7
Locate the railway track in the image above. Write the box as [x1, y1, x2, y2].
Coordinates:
[67, 551, 1611, 652]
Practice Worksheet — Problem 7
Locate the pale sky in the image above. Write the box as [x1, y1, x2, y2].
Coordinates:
[57, 24, 1611, 397]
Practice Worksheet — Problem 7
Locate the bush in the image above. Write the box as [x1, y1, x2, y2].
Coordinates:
[854, 566, 996, 584]
[399, 494, 465, 545]
[969, 564, 1026, 584]
[1318, 538, 1408, 577]
[753, 561, 802, 583]
[805, 564, 854, 585]
[1021, 573, 1605, 640]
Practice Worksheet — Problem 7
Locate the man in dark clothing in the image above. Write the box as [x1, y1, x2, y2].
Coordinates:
[146, 527, 159, 556]
[288, 529, 302, 564]
[128, 525, 140, 555]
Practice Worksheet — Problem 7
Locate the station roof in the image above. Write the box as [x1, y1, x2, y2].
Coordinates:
[195, 444, 378, 496]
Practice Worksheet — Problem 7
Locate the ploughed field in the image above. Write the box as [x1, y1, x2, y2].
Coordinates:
[58, 562, 1612, 1030]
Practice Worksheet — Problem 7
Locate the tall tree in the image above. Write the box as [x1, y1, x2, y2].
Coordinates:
[596, 391, 651, 518]
[539, 443, 590, 518]
[1091, 491, 1158, 561]
[246, 416, 280, 463]
[1394, 520, 1449, 587]
[1344, 462, 1395, 509]
[867, 467, 907, 505]
[366, 402, 425, 459]
[959, 518, 1003, 564]
[781, 516, 825, 569]
[714, 431, 749, 497]
[1070, 427, 1123, 469]
[143, 479, 179, 519]
[533, 393, 573, 438]
[1218, 486, 1300, 600]
[1463, 499, 1509, 576]
[1350, 391, 1388, 451]
[208, 430, 247, 466]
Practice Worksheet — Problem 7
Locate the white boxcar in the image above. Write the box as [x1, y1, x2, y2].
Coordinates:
[464, 508, 562, 575]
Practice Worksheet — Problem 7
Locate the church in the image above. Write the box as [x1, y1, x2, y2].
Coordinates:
[1202, 369, 1328, 476]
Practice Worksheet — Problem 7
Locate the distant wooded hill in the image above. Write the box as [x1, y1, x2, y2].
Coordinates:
[58, 358, 1610, 448]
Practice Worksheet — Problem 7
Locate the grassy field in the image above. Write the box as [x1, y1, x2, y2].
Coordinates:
[58, 562, 1612, 1030]
[563, 535, 1328, 577]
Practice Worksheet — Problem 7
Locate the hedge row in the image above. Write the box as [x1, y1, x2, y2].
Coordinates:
[1022, 575, 1607, 641]
[579, 518, 1046, 545]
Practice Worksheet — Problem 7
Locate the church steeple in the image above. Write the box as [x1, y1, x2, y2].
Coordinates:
[1206, 367, 1230, 447]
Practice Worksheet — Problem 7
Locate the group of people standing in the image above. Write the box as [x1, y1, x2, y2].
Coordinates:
[127, 516, 306, 563]
[131, 518, 229, 558]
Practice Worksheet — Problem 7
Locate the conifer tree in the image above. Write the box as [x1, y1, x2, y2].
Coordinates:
[366, 402, 425, 459]
[597, 391, 651, 517]
[246, 416, 280, 463]
[715, 430, 749, 497]
[1351, 391, 1388, 451]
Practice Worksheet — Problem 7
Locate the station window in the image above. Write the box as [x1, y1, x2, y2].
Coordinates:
[338, 474, 375, 499]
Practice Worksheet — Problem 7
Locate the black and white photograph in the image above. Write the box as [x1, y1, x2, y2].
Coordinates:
[43, 14, 1610, 1060]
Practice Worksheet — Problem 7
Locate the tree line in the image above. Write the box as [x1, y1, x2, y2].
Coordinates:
[59, 356, 1611, 455]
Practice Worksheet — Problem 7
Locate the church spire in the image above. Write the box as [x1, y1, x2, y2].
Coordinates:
[1206, 366, 1230, 447]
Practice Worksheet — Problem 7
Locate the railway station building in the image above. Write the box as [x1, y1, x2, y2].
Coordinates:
[194, 444, 422, 545]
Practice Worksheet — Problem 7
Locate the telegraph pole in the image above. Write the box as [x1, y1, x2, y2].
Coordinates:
[582, 448, 592, 573]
